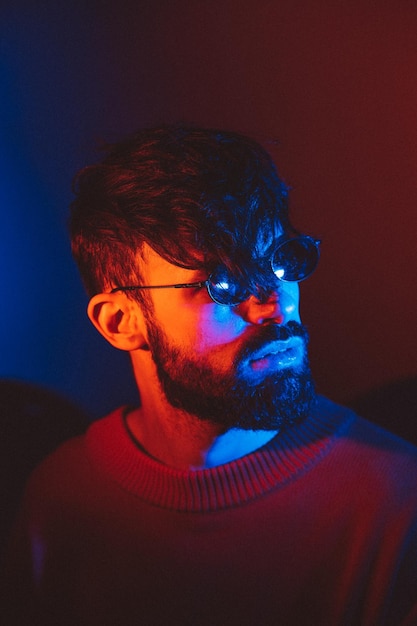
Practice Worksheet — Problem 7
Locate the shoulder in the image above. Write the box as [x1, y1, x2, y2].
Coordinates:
[316, 395, 417, 499]
[24, 406, 129, 503]
[317, 394, 417, 453]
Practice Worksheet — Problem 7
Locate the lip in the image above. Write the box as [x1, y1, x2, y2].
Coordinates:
[249, 337, 302, 362]
[248, 337, 304, 371]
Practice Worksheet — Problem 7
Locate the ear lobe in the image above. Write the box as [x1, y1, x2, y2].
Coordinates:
[87, 293, 148, 351]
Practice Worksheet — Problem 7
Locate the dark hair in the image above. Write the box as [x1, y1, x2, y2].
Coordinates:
[69, 124, 293, 299]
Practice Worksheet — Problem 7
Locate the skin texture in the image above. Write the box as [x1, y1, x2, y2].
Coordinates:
[88, 243, 315, 469]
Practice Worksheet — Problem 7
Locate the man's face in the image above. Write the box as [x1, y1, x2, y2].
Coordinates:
[140, 243, 315, 431]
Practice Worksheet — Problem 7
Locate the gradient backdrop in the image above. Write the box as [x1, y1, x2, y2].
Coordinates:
[1, 0, 416, 419]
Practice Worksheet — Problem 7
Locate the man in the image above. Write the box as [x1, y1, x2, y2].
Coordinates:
[3, 125, 417, 625]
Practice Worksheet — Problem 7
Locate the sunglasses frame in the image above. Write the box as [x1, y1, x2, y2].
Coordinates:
[110, 235, 320, 306]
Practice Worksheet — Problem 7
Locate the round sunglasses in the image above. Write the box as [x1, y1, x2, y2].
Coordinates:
[111, 235, 320, 306]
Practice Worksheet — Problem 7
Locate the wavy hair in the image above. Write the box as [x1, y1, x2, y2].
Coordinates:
[69, 125, 293, 299]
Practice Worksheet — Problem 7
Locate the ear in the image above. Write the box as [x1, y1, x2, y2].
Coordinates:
[87, 293, 149, 352]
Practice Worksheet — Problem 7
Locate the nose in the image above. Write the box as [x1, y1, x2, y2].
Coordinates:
[236, 283, 300, 325]
[237, 293, 284, 325]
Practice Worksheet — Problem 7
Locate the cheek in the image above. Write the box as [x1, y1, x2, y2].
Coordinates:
[194, 304, 246, 348]
[281, 283, 301, 321]
[155, 301, 244, 349]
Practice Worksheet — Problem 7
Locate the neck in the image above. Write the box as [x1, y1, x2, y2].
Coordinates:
[129, 351, 278, 470]
[126, 405, 278, 470]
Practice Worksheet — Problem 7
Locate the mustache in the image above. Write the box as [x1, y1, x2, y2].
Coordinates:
[235, 321, 309, 364]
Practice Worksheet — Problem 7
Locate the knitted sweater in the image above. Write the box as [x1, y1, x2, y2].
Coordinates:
[3, 397, 417, 625]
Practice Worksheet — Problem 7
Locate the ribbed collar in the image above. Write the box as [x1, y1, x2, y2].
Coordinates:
[86, 397, 354, 513]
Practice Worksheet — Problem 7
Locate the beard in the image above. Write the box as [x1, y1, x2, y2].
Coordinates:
[145, 318, 316, 432]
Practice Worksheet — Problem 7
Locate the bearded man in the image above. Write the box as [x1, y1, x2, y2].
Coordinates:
[3, 125, 417, 625]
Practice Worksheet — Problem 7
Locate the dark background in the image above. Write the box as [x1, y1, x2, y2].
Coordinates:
[1, 0, 416, 420]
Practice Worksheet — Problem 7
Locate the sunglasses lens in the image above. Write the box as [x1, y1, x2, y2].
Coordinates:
[271, 237, 320, 282]
[207, 236, 320, 305]
[207, 269, 248, 306]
